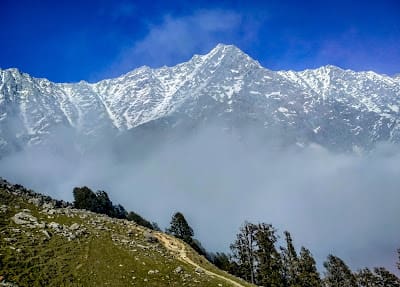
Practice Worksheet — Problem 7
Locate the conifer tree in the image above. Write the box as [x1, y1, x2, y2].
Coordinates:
[323, 254, 357, 287]
[73, 186, 97, 211]
[298, 247, 322, 287]
[281, 231, 299, 287]
[356, 268, 377, 287]
[166, 212, 194, 244]
[255, 223, 284, 287]
[373, 267, 400, 286]
[126, 211, 153, 229]
[357, 267, 400, 287]
[95, 190, 113, 215]
[398, 248, 400, 271]
[230, 221, 258, 283]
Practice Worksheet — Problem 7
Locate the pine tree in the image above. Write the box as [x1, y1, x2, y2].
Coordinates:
[298, 247, 322, 287]
[112, 204, 127, 219]
[255, 223, 284, 287]
[213, 252, 232, 272]
[230, 221, 258, 283]
[398, 248, 400, 271]
[166, 212, 194, 244]
[356, 268, 377, 287]
[73, 186, 97, 211]
[373, 267, 400, 286]
[357, 267, 400, 287]
[281, 231, 299, 287]
[126, 211, 153, 229]
[95, 190, 113, 215]
[323, 254, 357, 287]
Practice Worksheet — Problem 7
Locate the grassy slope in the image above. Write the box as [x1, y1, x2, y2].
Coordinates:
[0, 188, 254, 287]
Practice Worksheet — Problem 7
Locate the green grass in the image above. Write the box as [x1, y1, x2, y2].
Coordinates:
[0, 189, 253, 286]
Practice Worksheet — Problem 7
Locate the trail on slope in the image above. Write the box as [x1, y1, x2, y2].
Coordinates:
[155, 232, 247, 287]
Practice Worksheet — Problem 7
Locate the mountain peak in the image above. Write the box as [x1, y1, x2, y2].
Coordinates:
[0, 47, 399, 153]
[210, 43, 246, 56]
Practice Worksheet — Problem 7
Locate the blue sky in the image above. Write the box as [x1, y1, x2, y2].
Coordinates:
[1, 0, 399, 82]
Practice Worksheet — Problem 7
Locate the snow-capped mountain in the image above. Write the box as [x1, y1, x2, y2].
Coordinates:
[0, 44, 399, 155]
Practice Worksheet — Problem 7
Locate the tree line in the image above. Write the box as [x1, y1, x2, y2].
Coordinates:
[72, 187, 400, 286]
[72, 186, 158, 230]
[164, 215, 400, 287]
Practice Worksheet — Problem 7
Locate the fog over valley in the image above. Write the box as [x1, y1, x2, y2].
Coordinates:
[1, 124, 399, 274]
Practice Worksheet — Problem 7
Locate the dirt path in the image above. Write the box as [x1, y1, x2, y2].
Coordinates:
[155, 232, 247, 287]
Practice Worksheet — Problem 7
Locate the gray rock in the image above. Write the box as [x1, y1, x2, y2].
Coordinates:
[4, 238, 16, 243]
[11, 212, 38, 225]
[28, 197, 42, 206]
[42, 230, 51, 239]
[174, 266, 183, 274]
[0, 205, 7, 213]
[48, 222, 60, 230]
[195, 267, 204, 274]
[69, 223, 80, 231]
[144, 231, 158, 243]
[42, 202, 55, 209]
[47, 209, 56, 215]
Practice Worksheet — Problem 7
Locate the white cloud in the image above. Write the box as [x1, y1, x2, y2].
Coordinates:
[106, 9, 243, 76]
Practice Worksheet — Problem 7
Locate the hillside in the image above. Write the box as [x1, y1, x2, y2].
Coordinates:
[0, 178, 253, 287]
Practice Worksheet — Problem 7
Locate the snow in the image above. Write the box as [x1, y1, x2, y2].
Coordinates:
[0, 43, 400, 152]
[313, 126, 321, 134]
[278, 107, 289, 113]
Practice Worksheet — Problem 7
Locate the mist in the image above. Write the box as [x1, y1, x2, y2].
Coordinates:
[1, 125, 399, 275]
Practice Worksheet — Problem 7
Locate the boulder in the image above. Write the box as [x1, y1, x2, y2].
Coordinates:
[11, 212, 37, 225]
[69, 223, 80, 231]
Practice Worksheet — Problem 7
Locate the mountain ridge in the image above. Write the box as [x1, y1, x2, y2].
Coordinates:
[1, 44, 400, 154]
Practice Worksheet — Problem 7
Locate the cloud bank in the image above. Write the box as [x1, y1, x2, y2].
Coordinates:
[0, 125, 399, 275]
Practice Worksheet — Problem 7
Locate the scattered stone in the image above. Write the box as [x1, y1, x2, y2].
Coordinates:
[42, 230, 51, 239]
[0, 205, 7, 213]
[36, 222, 46, 229]
[195, 267, 204, 274]
[42, 202, 55, 210]
[174, 266, 183, 274]
[48, 222, 60, 230]
[144, 231, 158, 243]
[11, 212, 38, 225]
[47, 209, 56, 215]
[4, 238, 16, 243]
[28, 197, 42, 206]
[69, 223, 80, 231]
